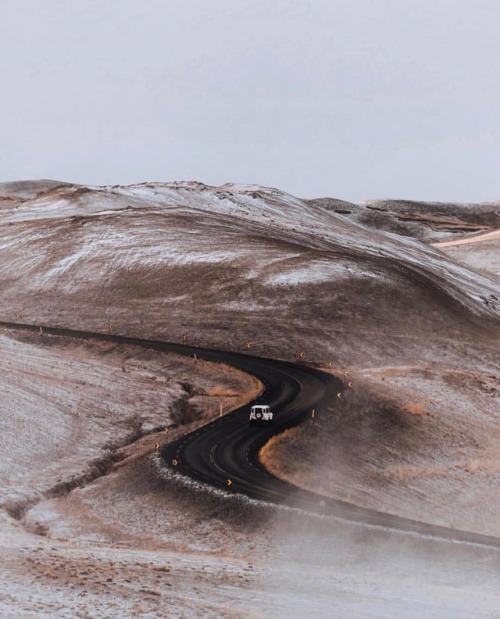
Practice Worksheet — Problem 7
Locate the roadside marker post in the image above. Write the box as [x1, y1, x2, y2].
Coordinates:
[311, 409, 315, 419]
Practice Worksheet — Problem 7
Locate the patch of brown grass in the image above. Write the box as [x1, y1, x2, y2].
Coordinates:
[205, 386, 240, 397]
[402, 402, 426, 416]
[387, 464, 447, 482]
[260, 429, 299, 478]
[386, 456, 500, 481]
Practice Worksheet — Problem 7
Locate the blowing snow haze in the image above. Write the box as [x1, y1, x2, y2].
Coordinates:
[0, 178, 499, 616]
[1, 1, 500, 616]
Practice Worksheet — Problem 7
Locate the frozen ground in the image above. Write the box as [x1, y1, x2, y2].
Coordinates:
[0, 179, 499, 616]
[3, 484, 500, 619]
[433, 230, 500, 277]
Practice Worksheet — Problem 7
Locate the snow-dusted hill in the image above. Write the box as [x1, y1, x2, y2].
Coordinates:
[1, 179, 499, 617]
[0, 180, 498, 351]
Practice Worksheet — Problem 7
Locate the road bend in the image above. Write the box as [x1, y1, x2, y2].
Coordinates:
[2, 320, 500, 549]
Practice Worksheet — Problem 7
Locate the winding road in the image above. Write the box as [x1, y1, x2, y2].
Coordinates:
[2, 320, 500, 549]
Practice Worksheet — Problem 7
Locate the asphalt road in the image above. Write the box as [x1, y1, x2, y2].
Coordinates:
[161, 347, 340, 505]
[2, 320, 500, 549]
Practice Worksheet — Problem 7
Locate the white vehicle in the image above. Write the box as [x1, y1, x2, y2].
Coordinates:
[249, 404, 274, 425]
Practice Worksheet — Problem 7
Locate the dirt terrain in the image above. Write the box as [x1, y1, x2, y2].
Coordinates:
[432, 230, 500, 277]
[0, 179, 499, 616]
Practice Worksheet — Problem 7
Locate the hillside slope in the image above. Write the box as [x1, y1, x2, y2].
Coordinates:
[1, 179, 499, 617]
[0, 179, 499, 535]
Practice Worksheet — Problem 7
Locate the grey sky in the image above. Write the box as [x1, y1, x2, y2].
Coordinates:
[1, 0, 499, 202]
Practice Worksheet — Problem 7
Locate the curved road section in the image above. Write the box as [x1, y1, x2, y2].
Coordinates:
[162, 350, 339, 505]
[1, 321, 500, 549]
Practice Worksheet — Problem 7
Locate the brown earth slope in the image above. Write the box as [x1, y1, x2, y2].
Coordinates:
[0, 180, 499, 616]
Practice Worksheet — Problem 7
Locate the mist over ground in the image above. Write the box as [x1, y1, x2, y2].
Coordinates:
[0, 180, 499, 616]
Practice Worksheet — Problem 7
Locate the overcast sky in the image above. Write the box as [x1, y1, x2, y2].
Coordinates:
[1, 1, 499, 202]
